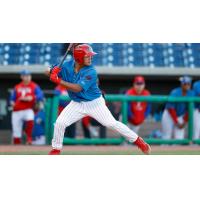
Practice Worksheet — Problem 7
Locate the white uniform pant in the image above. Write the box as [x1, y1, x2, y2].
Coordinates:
[52, 96, 138, 149]
[193, 109, 200, 139]
[11, 109, 34, 138]
[161, 109, 185, 139]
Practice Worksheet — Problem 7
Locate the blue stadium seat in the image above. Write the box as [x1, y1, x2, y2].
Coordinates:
[1, 43, 200, 68]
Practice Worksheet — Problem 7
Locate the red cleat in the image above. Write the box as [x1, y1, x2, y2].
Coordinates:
[26, 138, 32, 145]
[48, 149, 61, 155]
[134, 137, 151, 155]
[13, 138, 21, 145]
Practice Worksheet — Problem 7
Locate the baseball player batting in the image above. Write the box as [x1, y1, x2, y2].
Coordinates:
[48, 44, 151, 155]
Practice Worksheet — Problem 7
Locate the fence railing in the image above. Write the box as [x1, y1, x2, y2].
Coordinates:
[45, 95, 200, 145]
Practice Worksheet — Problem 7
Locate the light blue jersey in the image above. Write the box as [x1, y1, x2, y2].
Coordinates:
[58, 60, 101, 102]
[165, 87, 195, 116]
[193, 80, 200, 109]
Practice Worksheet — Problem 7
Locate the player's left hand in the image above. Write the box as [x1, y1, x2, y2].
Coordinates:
[50, 67, 62, 85]
[45, 67, 51, 77]
[45, 65, 60, 77]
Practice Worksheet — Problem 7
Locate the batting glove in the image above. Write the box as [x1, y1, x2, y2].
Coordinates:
[50, 73, 61, 85]
[49, 64, 58, 74]
[51, 66, 61, 75]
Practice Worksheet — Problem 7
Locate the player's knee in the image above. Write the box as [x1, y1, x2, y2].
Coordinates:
[54, 120, 67, 130]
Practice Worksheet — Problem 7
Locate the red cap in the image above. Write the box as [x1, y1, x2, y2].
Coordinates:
[133, 76, 145, 84]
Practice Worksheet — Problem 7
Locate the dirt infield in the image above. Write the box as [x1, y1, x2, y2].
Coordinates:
[0, 145, 199, 155]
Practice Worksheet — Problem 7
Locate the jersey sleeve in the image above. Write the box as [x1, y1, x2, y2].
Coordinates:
[54, 89, 61, 96]
[40, 111, 45, 124]
[144, 103, 151, 118]
[77, 69, 97, 91]
[168, 108, 178, 124]
[34, 86, 44, 101]
[10, 88, 17, 102]
[165, 90, 177, 109]
[193, 82, 200, 96]
[128, 103, 134, 119]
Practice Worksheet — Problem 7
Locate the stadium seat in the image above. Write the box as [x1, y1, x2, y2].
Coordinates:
[1, 43, 200, 68]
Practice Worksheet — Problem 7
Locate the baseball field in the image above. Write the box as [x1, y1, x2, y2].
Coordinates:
[0, 145, 199, 155]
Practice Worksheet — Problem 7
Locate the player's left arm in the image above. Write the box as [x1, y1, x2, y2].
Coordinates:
[59, 81, 83, 93]
[9, 89, 17, 106]
[144, 103, 151, 118]
[34, 86, 44, 101]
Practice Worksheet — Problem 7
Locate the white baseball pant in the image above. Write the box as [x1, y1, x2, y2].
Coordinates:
[193, 109, 200, 139]
[52, 96, 138, 149]
[161, 109, 185, 139]
[11, 109, 34, 138]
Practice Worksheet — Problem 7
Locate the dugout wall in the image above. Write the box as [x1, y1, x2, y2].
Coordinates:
[45, 95, 200, 145]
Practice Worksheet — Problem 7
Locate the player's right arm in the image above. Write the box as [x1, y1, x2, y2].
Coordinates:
[49, 66, 83, 93]
[166, 89, 186, 129]
[166, 90, 179, 124]
[59, 80, 82, 93]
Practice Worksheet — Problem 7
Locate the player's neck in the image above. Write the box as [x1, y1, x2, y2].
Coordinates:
[74, 63, 84, 73]
[22, 81, 30, 86]
[182, 89, 187, 96]
[134, 88, 143, 94]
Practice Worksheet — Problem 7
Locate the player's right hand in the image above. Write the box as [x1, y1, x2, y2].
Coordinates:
[50, 74, 61, 85]
[176, 122, 186, 129]
[10, 101, 15, 108]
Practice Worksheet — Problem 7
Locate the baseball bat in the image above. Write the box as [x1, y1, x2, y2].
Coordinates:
[45, 43, 77, 76]
[58, 43, 74, 68]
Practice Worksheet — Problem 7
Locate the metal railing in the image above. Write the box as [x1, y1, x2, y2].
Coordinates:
[45, 95, 200, 145]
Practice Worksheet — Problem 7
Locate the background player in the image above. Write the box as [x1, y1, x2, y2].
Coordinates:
[126, 76, 151, 133]
[10, 70, 44, 144]
[32, 101, 45, 145]
[47, 44, 151, 155]
[193, 79, 200, 139]
[161, 76, 194, 139]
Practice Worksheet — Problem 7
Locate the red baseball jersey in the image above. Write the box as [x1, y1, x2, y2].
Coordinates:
[11, 81, 43, 111]
[126, 88, 150, 125]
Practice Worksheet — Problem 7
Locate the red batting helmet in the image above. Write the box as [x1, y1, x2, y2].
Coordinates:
[73, 44, 97, 64]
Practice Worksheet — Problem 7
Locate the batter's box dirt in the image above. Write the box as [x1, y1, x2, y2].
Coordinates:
[0, 145, 199, 155]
